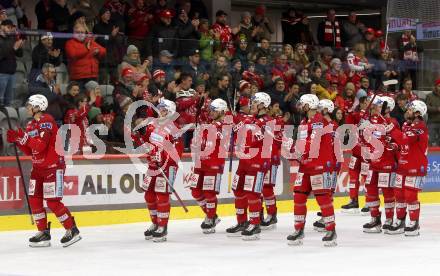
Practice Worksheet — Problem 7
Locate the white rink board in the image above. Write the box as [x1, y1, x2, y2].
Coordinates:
[1, 205, 440, 276]
[62, 161, 284, 206]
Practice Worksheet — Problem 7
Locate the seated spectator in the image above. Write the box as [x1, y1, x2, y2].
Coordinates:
[183, 49, 207, 81]
[335, 82, 356, 113]
[390, 93, 408, 127]
[426, 79, 440, 146]
[238, 80, 252, 98]
[333, 107, 345, 126]
[398, 30, 423, 89]
[254, 53, 271, 84]
[210, 54, 229, 86]
[234, 37, 251, 69]
[65, 23, 106, 87]
[113, 67, 135, 112]
[175, 72, 197, 150]
[325, 58, 347, 92]
[0, 19, 23, 106]
[268, 78, 288, 112]
[342, 11, 365, 49]
[109, 95, 134, 143]
[283, 44, 295, 63]
[176, 8, 201, 58]
[93, 7, 125, 83]
[297, 68, 312, 94]
[397, 78, 418, 101]
[63, 81, 81, 109]
[315, 82, 337, 101]
[146, 9, 178, 60]
[120, 45, 150, 79]
[152, 69, 167, 94]
[152, 50, 176, 82]
[210, 73, 231, 103]
[30, 32, 61, 82]
[284, 83, 301, 125]
[235, 12, 257, 51]
[84, 80, 103, 109]
[311, 66, 329, 88]
[291, 43, 310, 72]
[252, 5, 274, 41]
[371, 49, 399, 90]
[28, 63, 67, 125]
[271, 53, 295, 87]
[363, 27, 381, 62]
[315, 47, 333, 73]
[199, 18, 214, 63]
[251, 38, 271, 61]
[73, 0, 99, 31]
[64, 93, 91, 154]
[230, 58, 243, 90]
[127, 0, 155, 54]
[242, 64, 264, 91]
[211, 10, 234, 56]
[317, 9, 342, 49]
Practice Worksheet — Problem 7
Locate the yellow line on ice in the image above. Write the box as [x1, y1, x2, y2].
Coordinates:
[1, 192, 440, 232]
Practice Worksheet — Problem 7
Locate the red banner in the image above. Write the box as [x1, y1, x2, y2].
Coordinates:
[0, 168, 24, 210]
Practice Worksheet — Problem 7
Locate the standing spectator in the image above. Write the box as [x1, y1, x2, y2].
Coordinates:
[325, 58, 347, 92]
[425, 79, 440, 146]
[183, 49, 207, 81]
[342, 11, 365, 48]
[152, 50, 176, 82]
[127, 0, 154, 56]
[371, 49, 399, 90]
[363, 28, 381, 62]
[72, 0, 99, 31]
[251, 38, 271, 61]
[235, 12, 257, 51]
[65, 23, 106, 87]
[103, 0, 131, 31]
[199, 18, 214, 63]
[153, 0, 174, 22]
[252, 5, 274, 41]
[68, 11, 87, 33]
[398, 30, 423, 89]
[146, 9, 178, 60]
[397, 78, 418, 101]
[93, 7, 125, 83]
[234, 37, 251, 69]
[390, 93, 408, 127]
[281, 8, 298, 47]
[30, 32, 61, 82]
[0, 19, 23, 106]
[317, 9, 342, 49]
[119, 45, 150, 78]
[293, 11, 315, 46]
[51, 0, 70, 33]
[211, 10, 234, 56]
[176, 8, 201, 58]
[35, 0, 54, 31]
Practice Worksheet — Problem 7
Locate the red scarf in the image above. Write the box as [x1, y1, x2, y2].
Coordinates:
[323, 20, 341, 48]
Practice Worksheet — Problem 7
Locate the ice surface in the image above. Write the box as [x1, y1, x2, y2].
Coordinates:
[1, 204, 440, 276]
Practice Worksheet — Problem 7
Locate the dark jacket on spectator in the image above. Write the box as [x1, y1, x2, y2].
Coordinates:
[268, 86, 288, 112]
[113, 82, 133, 113]
[0, 35, 23, 74]
[176, 19, 201, 58]
[426, 91, 440, 123]
[51, 0, 70, 33]
[342, 20, 364, 48]
[29, 42, 61, 82]
[35, 0, 54, 30]
[93, 19, 125, 68]
[146, 21, 179, 58]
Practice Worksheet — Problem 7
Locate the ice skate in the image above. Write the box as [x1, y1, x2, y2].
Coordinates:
[404, 220, 420, 237]
[363, 216, 382, 233]
[341, 199, 360, 214]
[241, 223, 261, 241]
[287, 229, 304, 246]
[322, 230, 337, 247]
[144, 223, 158, 240]
[260, 213, 277, 230]
[29, 222, 51, 248]
[361, 206, 370, 216]
[313, 217, 326, 232]
[201, 215, 220, 234]
[382, 219, 393, 234]
[61, 225, 81, 248]
[152, 226, 168, 242]
[387, 218, 405, 235]
[226, 222, 248, 237]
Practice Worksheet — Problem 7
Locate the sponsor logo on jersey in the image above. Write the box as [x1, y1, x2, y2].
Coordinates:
[40, 122, 52, 129]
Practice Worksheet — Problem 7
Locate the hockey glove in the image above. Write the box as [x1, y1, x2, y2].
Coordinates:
[7, 129, 28, 145]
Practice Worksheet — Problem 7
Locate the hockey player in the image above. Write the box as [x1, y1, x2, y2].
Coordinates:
[360, 97, 398, 233]
[189, 99, 229, 234]
[6, 94, 81, 247]
[342, 96, 370, 214]
[136, 99, 183, 242]
[227, 92, 272, 240]
[260, 104, 285, 230]
[287, 94, 337, 247]
[313, 99, 338, 232]
[386, 100, 428, 236]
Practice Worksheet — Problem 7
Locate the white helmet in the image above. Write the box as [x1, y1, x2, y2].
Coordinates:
[210, 98, 228, 112]
[27, 94, 48, 111]
[318, 99, 335, 113]
[381, 96, 395, 111]
[370, 95, 384, 106]
[299, 94, 319, 109]
[157, 99, 176, 116]
[176, 89, 195, 99]
[252, 92, 271, 108]
[407, 100, 427, 117]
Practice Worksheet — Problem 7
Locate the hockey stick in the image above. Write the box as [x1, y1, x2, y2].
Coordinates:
[364, 79, 398, 115]
[0, 106, 34, 225]
[227, 88, 238, 193]
[158, 166, 189, 213]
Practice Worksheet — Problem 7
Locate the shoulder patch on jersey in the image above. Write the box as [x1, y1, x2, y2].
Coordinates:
[28, 130, 39, 137]
[40, 122, 53, 129]
[312, 122, 323, 129]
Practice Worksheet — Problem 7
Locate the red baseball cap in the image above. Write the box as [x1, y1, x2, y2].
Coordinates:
[435, 78, 440, 86]
[365, 28, 375, 34]
[159, 9, 173, 18]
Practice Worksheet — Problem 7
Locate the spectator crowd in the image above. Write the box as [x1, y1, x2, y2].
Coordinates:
[0, 0, 439, 154]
